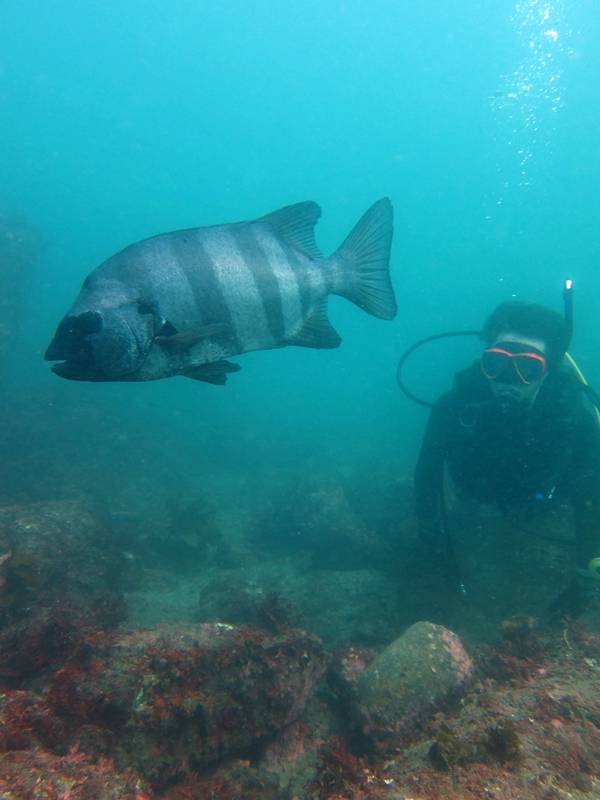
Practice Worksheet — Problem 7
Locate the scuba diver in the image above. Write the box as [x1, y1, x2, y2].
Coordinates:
[409, 299, 600, 619]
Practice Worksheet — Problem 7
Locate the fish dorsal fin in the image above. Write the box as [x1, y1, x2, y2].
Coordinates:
[257, 202, 324, 260]
[285, 298, 341, 349]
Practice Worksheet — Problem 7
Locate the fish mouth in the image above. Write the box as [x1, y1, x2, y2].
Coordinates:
[46, 355, 141, 382]
[47, 355, 146, 382]
[48, 359, 98, 381]
[45, 311, 104, 381]
[45, 341, 108, 380]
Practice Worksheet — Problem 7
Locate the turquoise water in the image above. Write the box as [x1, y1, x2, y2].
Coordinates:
[1, 0, 600, 503]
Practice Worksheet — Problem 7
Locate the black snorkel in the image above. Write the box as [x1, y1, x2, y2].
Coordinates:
[563, 278, 573, 353]
[562, 280, 600, 414]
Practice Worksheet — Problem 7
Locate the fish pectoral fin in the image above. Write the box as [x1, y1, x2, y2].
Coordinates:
[155, 323, 231, 353]
[285, 299, 342, 349]
[182, 360, 241, 385]
[257, 201, 324, 259]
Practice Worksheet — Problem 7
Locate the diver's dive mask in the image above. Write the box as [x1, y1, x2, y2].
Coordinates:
[481, 342, 547, 385]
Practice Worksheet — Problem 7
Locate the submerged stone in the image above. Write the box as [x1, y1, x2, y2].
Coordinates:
[357, 620, 474, 732]
[47, 622, 328, 789]
[250, 477, 376, 567]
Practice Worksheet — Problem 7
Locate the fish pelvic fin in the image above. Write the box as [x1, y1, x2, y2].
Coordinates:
[182, 360, 241, 385]
[285, 298, 342, 349]
[332, 197, 397, 320]
[257, 201, 324, 259]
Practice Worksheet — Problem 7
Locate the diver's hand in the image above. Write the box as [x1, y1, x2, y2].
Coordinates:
[417, 519, 442, 549]
[546, 569, 599, 621]
[414, 523, 448, 579]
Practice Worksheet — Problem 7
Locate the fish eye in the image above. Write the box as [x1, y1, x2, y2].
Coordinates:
[137, 303, 154, 315]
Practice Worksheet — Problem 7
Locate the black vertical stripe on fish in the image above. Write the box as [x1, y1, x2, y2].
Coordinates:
[201, 227, 274, 352]
[135, 235, 199, 321]
[256, 202, 326, 317]
[249, 223, 306, 329]
[230, 224, 286, 343]
[167, 231, 240, 352]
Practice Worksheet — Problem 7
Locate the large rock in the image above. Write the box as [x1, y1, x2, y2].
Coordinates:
[0, 501, 129, 683]
[357, 621, 474, 732]
[0, 501, 127, 607]
[47, 622, 328, 789]
[249, 477, 377, 567]
[0, 751, 149, 800]
[196, 561, 400, 647]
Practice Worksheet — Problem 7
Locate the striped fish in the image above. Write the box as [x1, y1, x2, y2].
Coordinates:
[45, 199, 397, 384]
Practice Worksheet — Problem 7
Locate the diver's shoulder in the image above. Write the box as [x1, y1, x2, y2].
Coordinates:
[542, 365, 592, 420]
[549, 365, 585, 398]
[433, 362, 487, 409]
[451, 361, 489, 396]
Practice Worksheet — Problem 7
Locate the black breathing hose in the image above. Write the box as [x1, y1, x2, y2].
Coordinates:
[396, 330, 481, 408]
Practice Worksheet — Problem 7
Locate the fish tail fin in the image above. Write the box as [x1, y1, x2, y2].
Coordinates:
[331, 197, 397, 320]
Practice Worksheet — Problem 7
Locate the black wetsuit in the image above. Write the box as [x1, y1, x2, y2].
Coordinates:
[414, 362, 600, 570]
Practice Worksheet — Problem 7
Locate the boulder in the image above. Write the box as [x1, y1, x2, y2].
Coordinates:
[47, 622, 328, 789]
[0, 500, 129, 683]
[249, 477, 376, 567]
[357, 621, 474, 733]
[0, 500, 127, 615]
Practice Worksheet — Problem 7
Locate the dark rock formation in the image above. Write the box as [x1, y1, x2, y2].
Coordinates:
[46, 622, 328, 789]
[249, 476, 378, 567]
[0, 500, 128, 683]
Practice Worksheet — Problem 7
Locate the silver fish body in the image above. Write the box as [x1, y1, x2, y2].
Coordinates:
[45, 199, 397, 384]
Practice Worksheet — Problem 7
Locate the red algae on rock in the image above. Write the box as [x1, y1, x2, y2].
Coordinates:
[0, 749, 150, 800]
[45, 622, 328, 789]
[1, 617, 600, 799]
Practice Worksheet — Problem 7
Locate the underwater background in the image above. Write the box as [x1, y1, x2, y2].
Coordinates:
[1, 0, 600, 645]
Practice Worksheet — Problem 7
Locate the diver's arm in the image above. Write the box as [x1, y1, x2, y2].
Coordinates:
[414, 398, 451, 542]
[547, 411, 600, 620]
[571, 413, 600, 572]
